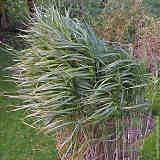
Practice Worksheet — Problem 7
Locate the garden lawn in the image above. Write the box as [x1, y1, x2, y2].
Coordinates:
[141, 116, 160, 160]
[0, 47, 57, 160]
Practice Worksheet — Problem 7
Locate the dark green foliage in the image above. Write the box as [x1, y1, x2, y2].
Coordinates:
[144, 0, 160, 17]
[1, 0, 28, 30]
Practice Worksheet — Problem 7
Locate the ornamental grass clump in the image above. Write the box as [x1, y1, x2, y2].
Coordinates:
[12, 5, 155, 160]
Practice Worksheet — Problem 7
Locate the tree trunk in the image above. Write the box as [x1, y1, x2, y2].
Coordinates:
[27, 0, 35, 17]
[0, 0, 9, 31]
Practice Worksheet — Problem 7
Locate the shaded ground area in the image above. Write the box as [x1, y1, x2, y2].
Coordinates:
[0, 33, 57, 160]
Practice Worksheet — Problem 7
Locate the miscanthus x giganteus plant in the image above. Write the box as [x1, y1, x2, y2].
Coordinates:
[11, 4, 155, 160]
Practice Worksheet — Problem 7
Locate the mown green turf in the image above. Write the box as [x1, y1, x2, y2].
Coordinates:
[0, 50, 57, 160]
[141, 117, 160, 160]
